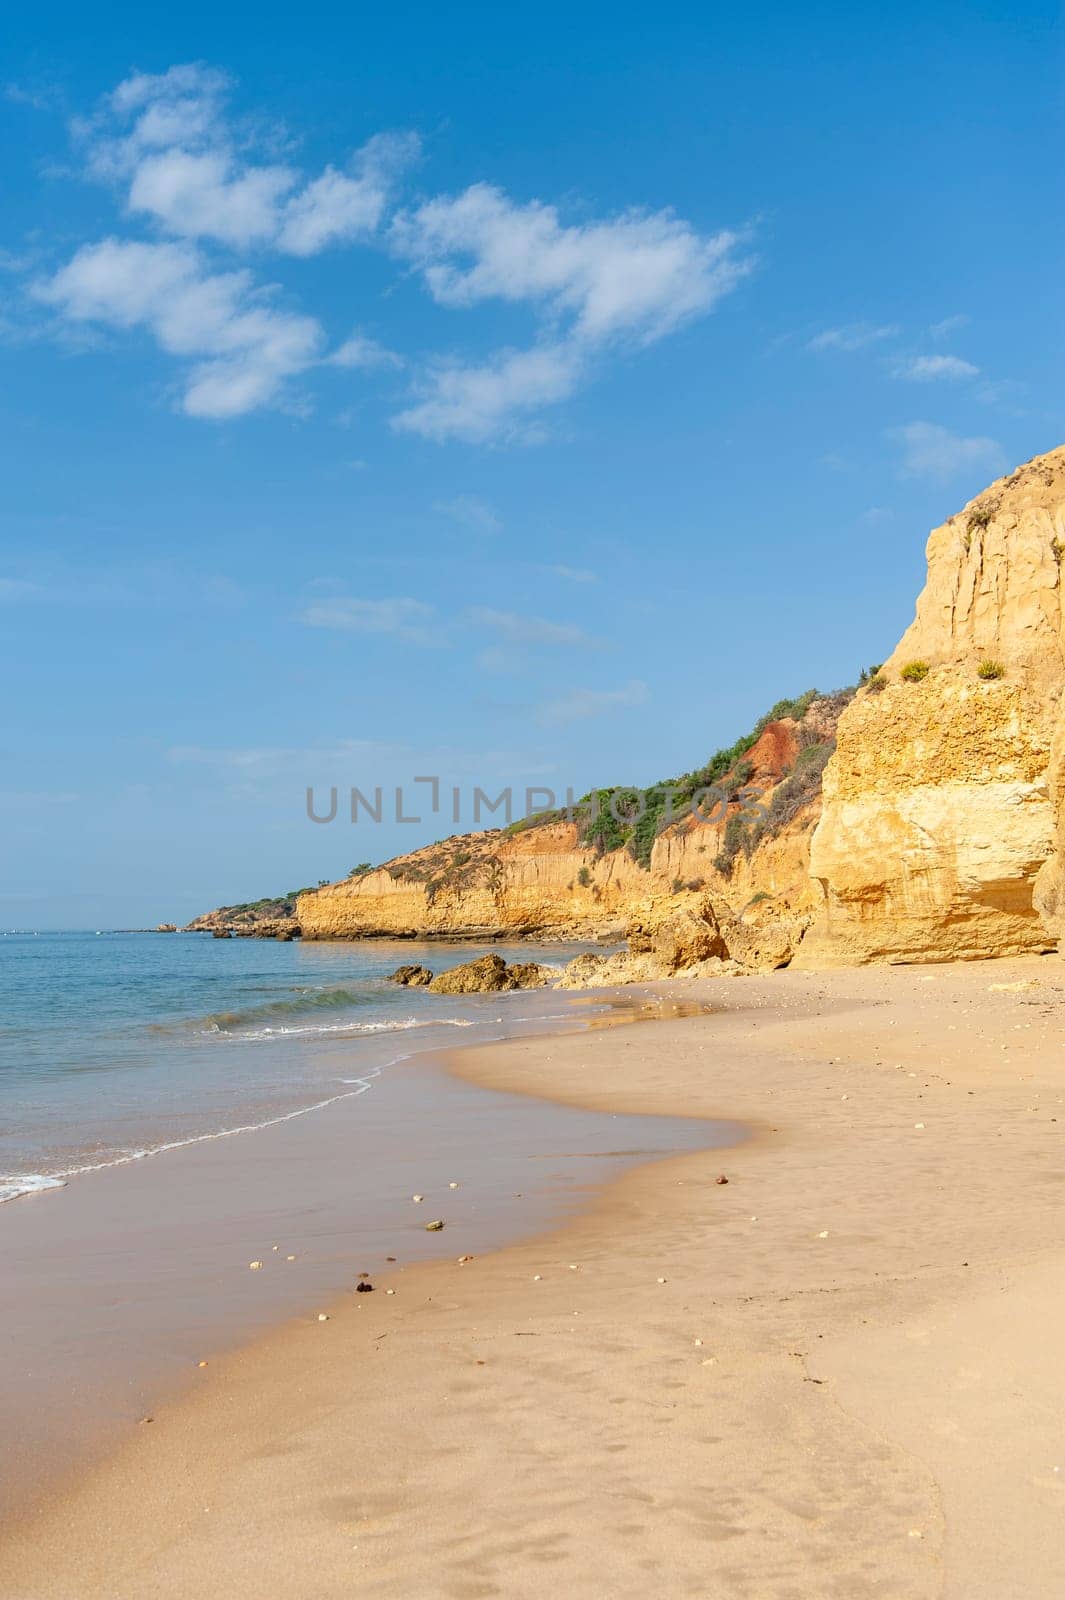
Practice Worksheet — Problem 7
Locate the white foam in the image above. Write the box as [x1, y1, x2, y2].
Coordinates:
[227, 1016, 475, 1042]
[0, 1066, 394, 1204]
[0, 1173, 67, 1204]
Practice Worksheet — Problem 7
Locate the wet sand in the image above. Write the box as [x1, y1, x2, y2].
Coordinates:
[0, 997, 728, 1523]
[4, 957, 1065, 1598]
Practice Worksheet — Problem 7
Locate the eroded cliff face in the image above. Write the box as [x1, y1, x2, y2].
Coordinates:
[799, 445, 1065, 966]
[297, 698, 843, 959]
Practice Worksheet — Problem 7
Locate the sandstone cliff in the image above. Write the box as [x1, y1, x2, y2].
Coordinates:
[297, 691, 849, 965]
[799, 445, 1065, 965]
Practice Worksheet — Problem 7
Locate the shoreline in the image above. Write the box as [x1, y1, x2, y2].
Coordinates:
[5, 956, 1065, 1595]
[0, 990, 727, 1530]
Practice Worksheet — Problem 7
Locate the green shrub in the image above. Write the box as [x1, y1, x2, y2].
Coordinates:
[576, 865, 592, 887]
[901, 660, 930, 683]
[978, 658, 1005, 680]
[1053, 537, 1065, 565]
[866, 672, 888, 693]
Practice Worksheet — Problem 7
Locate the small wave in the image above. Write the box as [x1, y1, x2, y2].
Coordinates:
[0, 1173, 67, 1204]
[0, 1067, 391, 1204]
[202, 985, 376, 1033]
[235, 1016, 476, 1042]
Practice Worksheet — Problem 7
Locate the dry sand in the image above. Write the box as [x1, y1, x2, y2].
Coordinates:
[3, 956, 1065, 1599]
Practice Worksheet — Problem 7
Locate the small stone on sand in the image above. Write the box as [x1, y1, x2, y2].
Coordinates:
[197, 1360, 208, 1368]
[412, 1194, 424, 1203]
[425, 1219, 444, 1231]
[249, 1260, 263, 1270]
[657, 1277, 667, 1284]
[715, 1175, 729, 1185]
[817, 1231, 829, 1239]
[317, 1313, 329, 1322]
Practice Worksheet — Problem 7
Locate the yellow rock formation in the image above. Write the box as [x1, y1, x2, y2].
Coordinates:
[799, 445, 1065, 965]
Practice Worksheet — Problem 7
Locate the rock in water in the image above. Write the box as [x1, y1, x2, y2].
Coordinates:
[427, 953, 551, 994]
[388, 964, 434, 986]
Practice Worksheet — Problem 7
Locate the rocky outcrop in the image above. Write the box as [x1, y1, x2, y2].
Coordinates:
[185, 899, 301, 940]
[389, 964, 434, 987]
[799, 446, 1065, 966]
[425, 954, 552, 994]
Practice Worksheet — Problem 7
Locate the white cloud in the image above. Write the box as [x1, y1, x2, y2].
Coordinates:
[930, 314, 969, 341]
[808, 322, 898, 352]
[891, 354, 979, 382]
[469, 606, 589, 647]
[328, 331, 402, 369]
[393, 341, 583, 443]
[434, 494, 502, 534]
[33, 238, 322, 417]
[891, 422, 1005, 482]
[393, 184, 749, 344]
[277, 134, 418, 256]
[128, 149, 296, 249]
[83, 66, 418, 256]
[537, 679, 649, 724]
[298, 595, 438, 643]
[391, 185, 751, 440]
[33, 64, 746, 436]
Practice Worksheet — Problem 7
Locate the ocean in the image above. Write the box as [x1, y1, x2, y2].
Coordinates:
[0, 930, 607, 1204]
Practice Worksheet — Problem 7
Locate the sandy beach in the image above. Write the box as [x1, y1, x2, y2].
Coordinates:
[4, 956, 1065, 1598]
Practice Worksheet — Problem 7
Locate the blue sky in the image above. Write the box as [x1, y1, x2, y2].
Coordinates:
[2, 1, 1062, 927]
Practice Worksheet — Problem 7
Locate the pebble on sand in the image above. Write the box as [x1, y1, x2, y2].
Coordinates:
[817, 1231, 829, 1239]
[449, 1182, 459, 1189]
[412, 1194, 424, 1203]
[317, 1313, 329, 1322]
[657, 1277, 668, 1284]
[715, 1175, 729, 1185]
[249, 1260, 263, 1270]
[197, 1360, 209, 1368]
[425, 1219, 445, 1231]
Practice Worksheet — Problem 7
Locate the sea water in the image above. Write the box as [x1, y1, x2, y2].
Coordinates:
[0, 930, 608, 1204]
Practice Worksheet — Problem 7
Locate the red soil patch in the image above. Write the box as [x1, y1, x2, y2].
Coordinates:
[742, 720, 800, 782]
